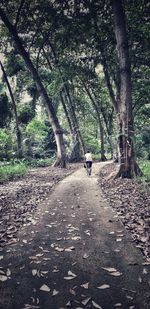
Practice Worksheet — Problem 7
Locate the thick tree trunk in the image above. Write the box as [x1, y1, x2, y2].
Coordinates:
[0, 7, 66, 167]
[0, 60, 23, 158]
[113, 0, 142, 178]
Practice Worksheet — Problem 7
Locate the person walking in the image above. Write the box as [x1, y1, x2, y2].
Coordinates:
[84, 151, 93, 175]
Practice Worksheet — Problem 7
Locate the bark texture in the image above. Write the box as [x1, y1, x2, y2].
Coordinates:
[83, 82, 107, 161]
[113, 0, 142, 178]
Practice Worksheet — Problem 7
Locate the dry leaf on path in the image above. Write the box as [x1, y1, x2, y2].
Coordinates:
[92, 300, 103, 308]
[102, 267, 117, 272]
[97, 284, 110, 289]
[68, 270, 77, 277]
[110, 271, 122, 277]
[80, 282, 89, 289]
[83, 253, 89, 259]
[52, 289, 59, 296]
[64, 276, 76, 280]
[39, 284, 50, 292]
[69, 288, 76, 295]
[55, 247, 64, 252]
[81, 297, 91, 306]
[65, 246, 75, 252]
[0, 275, 8, 282]
[32, 269, 37, 276]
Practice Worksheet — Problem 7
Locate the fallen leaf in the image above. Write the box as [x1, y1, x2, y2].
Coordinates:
[0, 275, 8, 282]
[102, 267, 117, 272]
[22, 239, 27, 244]
[97, 284, 110, 289]
[55, 247, 64, 252]
[32, 269, 37, 276]
[138, 276, 142, 283]
[68, 271, 77, 277]
[126, 295, 134, 300]
[39, 284, 50, 292]
[81, 297, 91, 306]
[36, 253, 43, 257]
[142, 268, 148, 274]
[66, 301, 72, 307]
[69, 288, 76, 295]
[52, 289, 59, 296]
[6, 269, 11, 276]
[83, 253, 89, 259]
[65, 246, 75, 252]
[80, 282, 89, 289]
[64, 276, 76, 280]
[92, 300, 103, 308]
[110, 271, 122, 277]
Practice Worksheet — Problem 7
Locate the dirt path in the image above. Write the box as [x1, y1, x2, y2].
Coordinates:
[0, 163, 149, 309]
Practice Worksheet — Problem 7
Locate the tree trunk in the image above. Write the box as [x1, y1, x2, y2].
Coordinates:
[41, 40, 83, 161]
[83, 82, 107, 161]
[98, 114, 107, 161]
[113, 0, 142, 178]
[0, 7, 66, 167]
[0, 60, 23, 158]
[103, 110, 114, 160]
[60, 91, 81, 162]
[64, 83, 85, 155]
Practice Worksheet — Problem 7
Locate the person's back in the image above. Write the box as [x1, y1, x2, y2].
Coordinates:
[85, 152, 92, 162]
[84, 151, 92, 175]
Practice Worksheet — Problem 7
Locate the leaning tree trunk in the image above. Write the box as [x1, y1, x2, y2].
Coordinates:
[113, 0, 142, 178]
[0, 8, 66, 167]
[40, 40, 83, 161]
[0, 60, 23, 158]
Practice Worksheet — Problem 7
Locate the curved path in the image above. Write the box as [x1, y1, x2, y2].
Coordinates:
[0, 163, 149, 309]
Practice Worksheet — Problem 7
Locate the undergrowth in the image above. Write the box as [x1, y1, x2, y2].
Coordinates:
[0, 163, 27, 183]
[137, 160, 150, 184]
[0, 157, 55, 183]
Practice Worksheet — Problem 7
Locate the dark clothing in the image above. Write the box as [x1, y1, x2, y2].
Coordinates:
[86, 161, 92, 168]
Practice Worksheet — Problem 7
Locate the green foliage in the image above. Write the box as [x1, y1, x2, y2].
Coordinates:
[5, 51, 24, 76]
[25, 118, 48, 139]
[0, 129, 12, 159]
[25, 118, 56, 158]
[0, 162, 27, 183]
[135, 126, 150, 159]
[25, 157, 55, 168]
[18, 103, 35, 124]
[137, 160, 150, 184]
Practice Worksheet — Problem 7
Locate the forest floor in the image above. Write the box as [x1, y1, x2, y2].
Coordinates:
[0, 162, 150, 309]
[98, 162, 150, 262]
